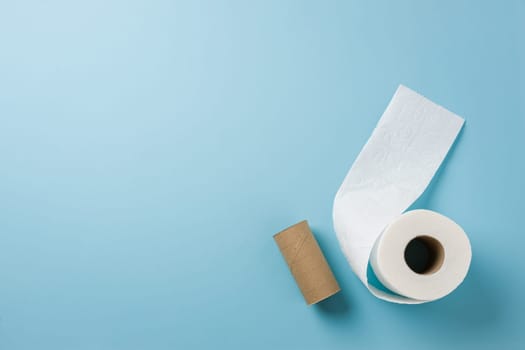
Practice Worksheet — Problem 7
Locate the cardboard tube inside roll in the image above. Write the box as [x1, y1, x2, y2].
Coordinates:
[274, 220, 341, 305]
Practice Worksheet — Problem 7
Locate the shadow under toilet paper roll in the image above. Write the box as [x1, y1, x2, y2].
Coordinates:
[274, 221, 341, 305]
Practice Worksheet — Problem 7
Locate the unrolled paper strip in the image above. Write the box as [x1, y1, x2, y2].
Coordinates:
[333, 85, 471, 304]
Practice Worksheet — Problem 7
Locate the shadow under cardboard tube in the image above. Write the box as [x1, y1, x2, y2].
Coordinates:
[315, 291, 350, 316]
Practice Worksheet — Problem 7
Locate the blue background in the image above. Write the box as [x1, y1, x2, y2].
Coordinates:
[0, 1, 523, 349]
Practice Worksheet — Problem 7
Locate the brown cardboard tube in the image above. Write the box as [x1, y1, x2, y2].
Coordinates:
[274, 220, 341, 305]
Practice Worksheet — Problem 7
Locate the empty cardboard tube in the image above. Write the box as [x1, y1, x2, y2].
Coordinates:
[274, 220, 341, 305]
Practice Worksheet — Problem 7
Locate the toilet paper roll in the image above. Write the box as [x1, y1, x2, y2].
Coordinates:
[274, 220, 341, 305]
[370, 210, 471, 301]
[333, 85, 471, 304]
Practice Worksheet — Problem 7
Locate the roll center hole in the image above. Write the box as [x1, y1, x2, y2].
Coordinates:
[404, 235, 444, 275]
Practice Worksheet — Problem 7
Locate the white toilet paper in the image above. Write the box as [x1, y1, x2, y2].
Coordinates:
[370, 209, 471, 301]
[333, 85, 471, 304]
